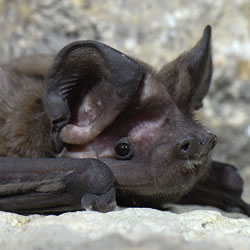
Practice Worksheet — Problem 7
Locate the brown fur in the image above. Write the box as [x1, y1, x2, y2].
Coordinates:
[0, 58, 54, 157]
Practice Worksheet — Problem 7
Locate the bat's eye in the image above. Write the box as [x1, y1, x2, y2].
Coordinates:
[115, 138, 133, 160]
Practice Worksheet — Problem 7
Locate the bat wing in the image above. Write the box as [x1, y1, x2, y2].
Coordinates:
[178, 161, 250, 216]
[0, 157, 116, 214]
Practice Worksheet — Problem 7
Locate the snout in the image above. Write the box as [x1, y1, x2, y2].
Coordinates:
[175, 132, 217, 160]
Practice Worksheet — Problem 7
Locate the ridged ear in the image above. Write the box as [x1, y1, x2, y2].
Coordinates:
[158, 25, 213, 113]
[44, 40, 144, 152]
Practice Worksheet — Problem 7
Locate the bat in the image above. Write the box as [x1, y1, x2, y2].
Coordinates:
[0, 25, 249, 215]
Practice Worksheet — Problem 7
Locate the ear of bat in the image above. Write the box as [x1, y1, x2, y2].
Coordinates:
[159, 25, 212, 112]
[44, 41, 144, 153]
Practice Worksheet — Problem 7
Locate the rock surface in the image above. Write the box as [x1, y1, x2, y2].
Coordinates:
[0, 207, 250, 250]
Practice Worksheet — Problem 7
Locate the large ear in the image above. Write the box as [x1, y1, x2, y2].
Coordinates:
[44, 41, 144, 152]
[158, 25, 212, 112]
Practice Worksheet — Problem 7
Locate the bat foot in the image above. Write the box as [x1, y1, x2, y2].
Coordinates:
[81, 187, 116, 212]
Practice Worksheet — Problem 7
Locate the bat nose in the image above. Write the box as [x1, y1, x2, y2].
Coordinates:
[201, 132, 217, 150]
[176, 132, 217, 160]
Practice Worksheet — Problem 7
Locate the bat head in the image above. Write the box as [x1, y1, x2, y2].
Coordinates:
[45, 26, 217, 207]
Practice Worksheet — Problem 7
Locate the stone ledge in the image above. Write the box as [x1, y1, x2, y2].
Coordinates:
[0, 207, 250, 250]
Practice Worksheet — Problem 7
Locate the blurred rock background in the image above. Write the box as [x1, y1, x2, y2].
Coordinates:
[0, 0, 249, 197]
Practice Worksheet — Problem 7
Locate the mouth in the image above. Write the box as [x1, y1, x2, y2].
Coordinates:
[180, 159, 206, 175]
[114, 157, 211, 198]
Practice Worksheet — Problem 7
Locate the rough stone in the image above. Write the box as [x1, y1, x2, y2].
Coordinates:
[0, 207, 250, 250]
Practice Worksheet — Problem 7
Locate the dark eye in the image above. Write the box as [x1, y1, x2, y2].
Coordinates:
[115, 138, 133, 160]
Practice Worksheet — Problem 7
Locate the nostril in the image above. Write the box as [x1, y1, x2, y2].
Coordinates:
[200, 139, 206, 145]
[177, 138, 197, 160]
[180, 142, 190, 152]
